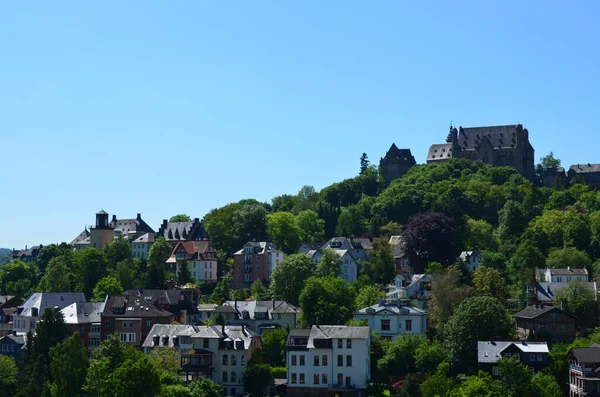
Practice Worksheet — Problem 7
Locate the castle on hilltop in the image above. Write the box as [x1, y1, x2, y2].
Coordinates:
[427, 124, 536, 181]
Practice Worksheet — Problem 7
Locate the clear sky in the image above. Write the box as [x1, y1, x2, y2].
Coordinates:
[1, 1, 599, 249]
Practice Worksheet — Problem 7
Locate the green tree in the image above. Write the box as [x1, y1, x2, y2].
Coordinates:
[188, 378, 226, 397]
[498, 357, 531, 397]
[360, 152, 370, 174]
[266, 212, 302, 254]
[112, 357, 161, 397]
[507, 241, 545, 285]
[270, 254, 315, 305]
[414, 341, 451, 373]
[378, 334, 426, 377]
[555, 279, 596, 318]
[92, 276, 123, 302]
[33, 308, 71, 365]
[72, 248, 108, 299]
[158, 385, 193, 397]
[209, 275, 230, 304]
[355, 285, 385, 309]
[177, 261, 192, 286]
[395, 372, 421, 397]
[295, 185, 319, 213]
[48, 333, 89, 397]
[0, 355, 18, 397]
[37, 256, 74, 293]
[36, 243, 73, 274]
[0, 259, 39, 295]
[529, 372, 562, 397]
[362, 236, 395, 285]
[449, 371, 504, 397]
[296, 210, 325, 243]
[480, 251, 506, 270]
[443, 296, 516, 371]
[472, 266, 509, 301]
[29, 355, 50, 397]
[147, 347, 181, 373]
[420, 362, 454, 397]
[299, 276, 356, 326]
[262, 328, 287, 367]
[104, 236, 132, 270]
[316, 248, 342, 278]
[429, 267, 472, 329]
[146, 237, 171, 289]
[271, 194, 298, 214]
[115, 259, 142, 291]
[250, 279, 268, 300]
[335, 206, 364, 237]
[169, 214, 191, 222]
[465, 218, 499, 250]
[546, 247, 592, 269]
[243, 363, 272, 397]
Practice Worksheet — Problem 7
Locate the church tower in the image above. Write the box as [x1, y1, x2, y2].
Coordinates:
[89, 210, 114, 250]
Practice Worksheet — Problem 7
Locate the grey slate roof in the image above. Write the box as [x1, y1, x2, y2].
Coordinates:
[427, 143, 453, 161]
[110, 214, 155, 236]
[71, 229, 90, 245]
[220, 300, 300, 319]
[308, 325, 369, 347]
[381, 144, 416, 165]
[0, 334, 25, 345]
[141, 324, 258, 349]
[536, 282, 597, 302]
[478, 341, 548, 363]
[356, 300, 427, 316]
[569, 164, 600, 174]
[233, 242, 281, 255]
[569, 347, 600, 364]
[513, 304, 575, 320]
[548, 268, 588, 276]
[458, 125, 524, 151]
[61, 302, 106, 324]
[133, 232, 155, 243]
[18, 293, 87, 317]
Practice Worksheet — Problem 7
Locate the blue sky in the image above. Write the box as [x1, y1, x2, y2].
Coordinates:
[1, 1, 599, 249]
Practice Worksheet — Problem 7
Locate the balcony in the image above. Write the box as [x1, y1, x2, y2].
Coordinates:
[180, 350, 213, 371]
[244, 256, 253, 264]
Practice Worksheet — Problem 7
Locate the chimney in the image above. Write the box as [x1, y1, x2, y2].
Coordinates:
[162, 219, 168, 229]
[137, 213, 141, 220]
[221, 324, 225, 335]
[112, 215, 117, 223]
[194, 218, 200, 224]
[547, 286, 551, 294]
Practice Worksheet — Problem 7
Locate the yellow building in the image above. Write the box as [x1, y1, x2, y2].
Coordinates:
[89, 210, 113, 250]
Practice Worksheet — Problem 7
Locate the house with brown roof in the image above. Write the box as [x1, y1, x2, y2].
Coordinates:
[124, 289, 200, 324]
[513, 304, 576, 343]
[101, 294, 175, 347]
[167, 241, 218, 283]
[427, 124, 535, 181]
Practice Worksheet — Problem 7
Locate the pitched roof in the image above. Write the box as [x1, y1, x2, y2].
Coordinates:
[220, 300, 300, 319]
[569, 347, 600, 364]
[71, 229, 90, 245]
[478, 341, 548, 363]
[174, 241, 213, 256]
[356, 300, 427, 316]
[61, 302, 106, 324]
[427, 143, 453, 162]
[233, 242, 281, 255]
[536, 282, 597, 302]
[459, 250, 482, 261]
[513, 304, 574, 320]
[158, 218, 209, 242]
[0, 334, 25, 345]
[352, 238, 373, 250]
[381, 145, 416, 165]
[141, 324, 259, 349]
[569, 164, 600, 174]
[547, 268, 588, 276]
[110, 214, 155, 236]
[103, 295, 174, 318]
[308, 326, 369, 345]
[458, 125, 525, 151]
[133, 232, 155, 243]
[124, 289, 198, 314]
[18, 293, 87, 317]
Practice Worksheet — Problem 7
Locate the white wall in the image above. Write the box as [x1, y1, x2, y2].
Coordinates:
[353, 313, 428, 339]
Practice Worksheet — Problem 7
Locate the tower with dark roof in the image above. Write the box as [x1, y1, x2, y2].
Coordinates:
[90, 210, 114, 250]
[379, 144, 417, 186]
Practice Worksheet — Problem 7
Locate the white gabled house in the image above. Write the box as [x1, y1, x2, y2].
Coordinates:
[354, 299, 428, 340]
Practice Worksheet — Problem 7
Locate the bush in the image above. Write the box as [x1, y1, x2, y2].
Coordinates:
[270, 366, 287, 379]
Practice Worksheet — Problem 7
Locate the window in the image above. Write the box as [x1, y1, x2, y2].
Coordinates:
[530, 354, 535, 361]
[529, 367, 535, 375]
[505, 353, 511, 358]
[492, 366, 499, 376]
[338, 355, 344, 366]
[346, 376, 351, 386]
[537, 354, 543, 361]
[223, 372, 228, 382]
[11, 344, 15, 352]
[299, 373, 305, 384]
[381, 319, 391, 331]
[223, 355, 228, 365]
[322, 355, 328, 366]
[314, 374, 319, 384]
[322, 374, 328, 385]
[241, 355, 245, 365]
[203, 338, 209, 348]
[90, 325, 101, 333]
[89, 338, 100, 347]
[405, 319, 412, 331]
[299, 355, 305, 366]
[231, 355, 237, 365]
[231, 372, 236, 383]
[337, 373, 343, 385]
[291, 355, 297, 366]
[514, 353, 520, 361]
[346, 355, 352, 366]
[31, 321, 36, 329]
[314, 355, 320, 366]
[119, 333, 135, 343]
[338, 339, 343, 348]
[146, 321, 152, 327]
[291, 373, 297, 384]
[347, 339, 352, 348]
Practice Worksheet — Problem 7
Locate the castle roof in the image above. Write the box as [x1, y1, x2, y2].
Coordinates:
[569, 164, 600, 174]
[427, 143, 453, 162]
[381, 144, 416, 165]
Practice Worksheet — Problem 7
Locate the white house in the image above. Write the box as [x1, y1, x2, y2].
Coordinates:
[307, 249, 359, 283]
[542, 267, 589, 283]
[354, 299, 428, 340]
[460, 248, 483, 272]
[321, 237, 373, 261]
[218, 300, 300, 334]
[132, 232, 155, 260]
[166, 241, 218, 283]
[13, 293, 87, 334]
[286, 325, 370, 397]
[142, 324, 262, 397]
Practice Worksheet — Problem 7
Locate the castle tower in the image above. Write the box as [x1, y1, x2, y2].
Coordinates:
[89, 210, 114, 250]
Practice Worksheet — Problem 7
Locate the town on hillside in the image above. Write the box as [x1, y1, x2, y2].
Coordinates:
[2, 123, 600, 396]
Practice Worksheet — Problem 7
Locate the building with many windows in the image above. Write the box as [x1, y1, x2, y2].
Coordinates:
[142, 324, 262, 397]
[132, 232, 155, 260]
[232, 242, 284, 288]
[13, 293, 87, 334]
[217, 300, 300, 334]
[568, 345, 600, 397]
[60, 301, 105, 351]
[477, 341, 549, 377]
[353, 299, 428, 340]
[286, 325, 370, 397]
[166, 241, 218, 283]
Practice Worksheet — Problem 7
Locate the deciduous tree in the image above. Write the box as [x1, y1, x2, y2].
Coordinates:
[0, 355, 18, 397]
[296, 210, 325, 243]
[49, 333, 89, 397]
[363, 236, 396, 285]
[355, 285, 385, 309]
[299, 276, 356, 326]
[555, 279, 596, 318]
[92, 276, 123, 301]
[316, 248, 342, 278]
[169, 214, 191, 222]
[472, 266, 509, 301]
[267, 212, 302, 253]
[270, 254, 315, 305]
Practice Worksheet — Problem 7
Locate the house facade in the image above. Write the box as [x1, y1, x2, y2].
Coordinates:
[387, 274, 432, 310]
[427, 124, 535, 181]
[132, 232, 155, 260]
[379, 144, 416, 186]
[232, 242, 284, 288]
[167, 241, 218, 283]
[142, 324, 262, 397]
[533, 281, 597, 304]
[11, 245, 43, 263]
[542, 267, 589, 283]
[513, 304, 576, 344]
[78, 210, 155, 251]
[60, 301, 105, 351]
[286, 325, 371, 397]
[460, 248, 483, 272]
[477, 341, 549, 377]
[568, 346, 600, 397]
[217, 300, 300, 334]
[0, 296, 24, 337]
[124, 289, 200, 324]
[0, 334, 24, 363]
[354, 299, 428, 339]
[13, 293, 87, 334]
[568, 164, 600, 188]
[320, 237, 373, 262]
